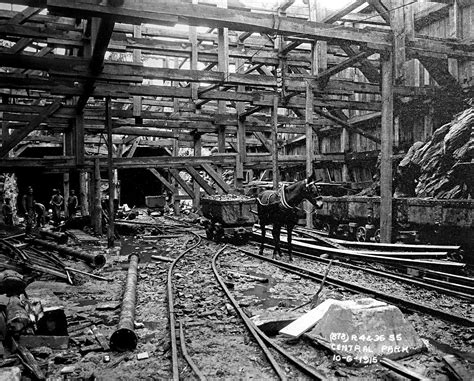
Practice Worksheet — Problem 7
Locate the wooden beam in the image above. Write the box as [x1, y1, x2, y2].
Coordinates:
[7, 6, 42, 25]
[169, 168, 195, 199]
[106, 97, 115, 247]
[76, 0, 125, 111]
[271, 93, 279, 190]
[313, 108, 381, 144]
[148, 168, 175, 193]
[0, 99, 62, 157]
[46, 0, 392, 49]
[185, 165, 216, 196]
[253, 131, 272, 152]
[322, 0, 366, 24]
[201, 163, 231, 193]
[380, 51, 394, 243]
[305, 81, 314, 228]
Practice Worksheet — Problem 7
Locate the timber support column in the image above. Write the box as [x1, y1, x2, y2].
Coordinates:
[217, 0, 229, 189]
[193, 133, 202, 209]
[380, 51, 394, 243]
[106, 97, 115, 247]
[305, 81, 314, 228]
[93, 157, 102, 235]
[79, 171, 90, 216]
[271, 94, 279, 190]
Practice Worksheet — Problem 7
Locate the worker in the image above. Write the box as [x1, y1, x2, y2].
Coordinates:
[67, 190, 78, 219]
[50, 189, 64, 226]
[2, 197, 13, 226]
[35, 202, 46, 227]
[22, 186, 36, 233]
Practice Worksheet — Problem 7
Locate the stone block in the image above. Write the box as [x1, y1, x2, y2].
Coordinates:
[305, 298, 426, 366]
[0, 366, 21, 381]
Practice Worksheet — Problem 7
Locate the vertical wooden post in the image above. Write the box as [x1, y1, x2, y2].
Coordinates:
[341, 128, 350, 183]
[448, 1, 461, 79]
[93, 157, 102, 234]
[133, 25, 142, 121]
[217, 0, 228, 183]
[74, 113, 85, 166]
[271, 94, 279, 190]
[305, 81, 314, 228]
[380, 51, 394, 243]
[106, 97, 114, 247]
[190, 0, 198, 101]
[79, 171, 90, 216]
[193, 133, 202, 209]
[172, 138, 180, 216]
[235, 56, 246, 192]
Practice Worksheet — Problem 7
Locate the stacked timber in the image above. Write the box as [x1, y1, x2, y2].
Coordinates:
[399, 107, 473, 198]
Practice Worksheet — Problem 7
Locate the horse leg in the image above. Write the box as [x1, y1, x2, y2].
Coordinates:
[287, 224, 294, 261]
[272, 224, 281, 259]
[259, 222, 266, 256]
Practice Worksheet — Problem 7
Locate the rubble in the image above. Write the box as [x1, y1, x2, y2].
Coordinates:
[397, 107, 474, 198]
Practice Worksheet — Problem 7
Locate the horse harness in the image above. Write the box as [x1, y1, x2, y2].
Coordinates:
[257, 185, 295, 210]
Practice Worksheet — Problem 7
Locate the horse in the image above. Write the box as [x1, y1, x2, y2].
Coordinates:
[256, 174, 323, 261]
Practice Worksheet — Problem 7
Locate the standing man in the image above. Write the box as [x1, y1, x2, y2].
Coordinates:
[2, 197, 13, 226]
[22, 186, 36, 233]
[50, 189, 64, 226]
[67, 190, 78, 219]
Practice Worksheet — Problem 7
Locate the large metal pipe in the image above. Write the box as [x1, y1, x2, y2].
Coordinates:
[30, 238, 106, 268]
[110, 254, 139, 352]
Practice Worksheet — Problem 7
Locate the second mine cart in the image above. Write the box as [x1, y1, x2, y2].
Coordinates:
[201, 195, 257, 243]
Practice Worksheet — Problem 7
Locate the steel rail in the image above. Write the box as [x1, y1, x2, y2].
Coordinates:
[212, 246, 328, 381]
[211, 246, 288, 381]
[255, 234, 473, 298]
[251, 231, 464, 270]
[178, 320, 207, 381]
[278, 244, 474, 301]
[237, 248, 474, 328]
[167, 232, 202, 381]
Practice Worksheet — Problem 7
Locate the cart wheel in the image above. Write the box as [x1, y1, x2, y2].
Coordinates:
[373, 229, 381, 243]
[322, 223, 332, 236]
[356, 226, 367, 242]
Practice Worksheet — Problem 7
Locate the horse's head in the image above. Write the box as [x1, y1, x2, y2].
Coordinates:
[302, 174, 324, 209]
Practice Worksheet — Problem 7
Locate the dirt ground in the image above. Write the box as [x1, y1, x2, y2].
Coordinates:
[1, 214, 473, 380]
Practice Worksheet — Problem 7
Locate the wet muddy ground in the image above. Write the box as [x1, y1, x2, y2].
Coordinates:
[3, 215, 473, 380]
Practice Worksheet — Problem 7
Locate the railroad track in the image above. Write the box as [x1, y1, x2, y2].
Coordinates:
[236, 246, 474, 328]
[252, 228, 473, 300]
[166, 234, 327, 380]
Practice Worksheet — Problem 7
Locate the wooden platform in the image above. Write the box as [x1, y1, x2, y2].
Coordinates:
[67, 229, 100, 245]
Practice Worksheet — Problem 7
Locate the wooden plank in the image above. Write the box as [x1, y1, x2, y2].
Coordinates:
[46, 0, 392, 49]
[380, 358, 430, 381]
[312, 108, 381, 144]
[271, 93, 279, 190]
[184, 165, 216, 196]
[322, 0, 366, 24]
[19, 335, 69, 350]
[7, 6, 42, 25]
[253, 131, 272, 152]
[0, 99, 62, 157]
[442, 355, 471, 381]
[305, 81, 313, 228]
[380, 52, 394, 243]
[200, 163, 231, 193]
[279, 299, 333, 338]
[169, 168, 195, 199]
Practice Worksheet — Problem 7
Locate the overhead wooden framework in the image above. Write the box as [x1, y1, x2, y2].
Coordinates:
[0, 0, 472, 241]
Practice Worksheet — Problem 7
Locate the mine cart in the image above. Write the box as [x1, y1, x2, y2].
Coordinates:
[201, 195, 257, 243]
[315, 196, 474, 248]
